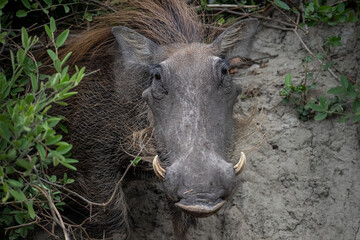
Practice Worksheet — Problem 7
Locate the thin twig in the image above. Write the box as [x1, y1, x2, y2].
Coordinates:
[205, 4, 260, 8]
[89, 0, 116, 12]
[4, 221, 38, 231]
[35, 222, 60, 239]
[319, 45, 360, 87]
[262, 23, 292, 31]
[32, 185, 70, 240]
[271, 3, 307, 33]
[292, 29, 339, 81]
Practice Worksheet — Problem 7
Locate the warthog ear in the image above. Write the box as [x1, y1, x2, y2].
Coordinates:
[212, 19, 259, 58]
[112, 26, 162, 65]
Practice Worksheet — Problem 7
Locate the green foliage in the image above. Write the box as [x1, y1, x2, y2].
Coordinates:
[280, 37, 360, 123]
[274, 0, 290, 11]
[0, 19, 84, 239]
[131, 157, 142, 167]
[2, 0, 97, 22]
[304, 0, 359, 26]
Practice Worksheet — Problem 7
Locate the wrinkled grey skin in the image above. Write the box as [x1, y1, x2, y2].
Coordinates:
[144, 45, 238, 210]
[112, 19, 259, 237]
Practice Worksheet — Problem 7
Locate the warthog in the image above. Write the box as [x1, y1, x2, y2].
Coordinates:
[57, 0, 258, 239]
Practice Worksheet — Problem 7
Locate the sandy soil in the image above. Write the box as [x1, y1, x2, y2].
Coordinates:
[126, 21, 360, 240]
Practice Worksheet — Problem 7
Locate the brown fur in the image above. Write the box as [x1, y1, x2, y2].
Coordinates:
[54, 1, 263, 239]
[63, 0, 203, 65]
[55, 1, 206, 239]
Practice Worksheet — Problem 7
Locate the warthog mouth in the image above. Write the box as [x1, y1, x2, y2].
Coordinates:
[175, 200, 226, 218]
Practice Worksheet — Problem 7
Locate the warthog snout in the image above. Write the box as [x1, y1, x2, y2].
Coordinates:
[155, 152, 245, 217]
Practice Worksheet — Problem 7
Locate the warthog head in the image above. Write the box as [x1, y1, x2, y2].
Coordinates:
[112, 19, 258, 217]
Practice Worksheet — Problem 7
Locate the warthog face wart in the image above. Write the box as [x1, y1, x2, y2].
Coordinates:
[112, 19, 258, 218]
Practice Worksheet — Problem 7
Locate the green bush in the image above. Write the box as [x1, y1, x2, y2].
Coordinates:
[0, 17, 85, 239]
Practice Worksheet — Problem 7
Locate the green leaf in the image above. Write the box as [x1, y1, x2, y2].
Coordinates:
[55, 202, 66, 207]
[337, 2, 345, 13]
[132, 157, 142, 166]
[25, 93, 34, 104]
[274, 0, 290, 10]
[44, 0, 52, 6]
[284, 73, 292, 87]
[352, 115, 360, 123]
[58, 91, 77, 100]
[44, 24, 52, 39]
[319, 96, 327, 108]
[2, 185, 10, 202]
[73, 66, 86, 86]
[308, 2, 314, 12]
[42, 8, 49, 14]
[327, 86, 345, 95]
[329, 103, 343, 113]
[348, 91, 357, 99]
[59, 123, 68, 134]
[31, 2, 38, 9]
[314, 112, 327, 121]
[7, 148, 16, 160]
[9, 189, 27, 202]
[309, 103, 324, 112]
[50, 17, 56, 33]
[31, 74, 38, 92]
[84, 12, 93, 22]
[8, 179, 23, 188]
[16, 158, 31, 170]
[56, 143, 72, 154]
[348, 11, 356, 22]
[0, 0, 8, 9]
[0, 121, 11, 140]
[49, 175, 57, 182]
[318, 5, 331, 13]
[41, 105, 52, 115]
[55, 101, 68, 106]
[56, 29, 69, 48]
[340, 75, 349, 89]
[313, 0, 319, 7]
[291, 7, 299, 14]
[21, 27, 29, 50]
[0, 31, 7, 44]
[64, 158, 78, 164]
[16, 10, 27, 17]
[353, 99, 360, 113]
[339, 116, 346, 123]
[47, 117, 61, 128]
[27, 200, 35, 219]
[46, 135, 62, 145]
[47, 49, 57, 61]
[63, 4, 70, 13]
[36, 144, 46, 160]
[14, 212, 24, 224]
[61, 51, 72, 66]
[65, 178, 74, 184]
[21, 0, 31, 9]
[17, 48, 25, 64]
[60, 162, 77, 171]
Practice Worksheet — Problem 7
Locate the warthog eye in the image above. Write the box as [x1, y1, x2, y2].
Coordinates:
[150, 66, 167, 100]
[218, 61, 232, 93]
[154, 72, 161, 80]
[221, 66, 228, 76]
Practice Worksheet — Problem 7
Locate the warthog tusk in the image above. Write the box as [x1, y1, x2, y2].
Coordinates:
[153, 155, 166, 179]
[234, 152, 246, 175]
